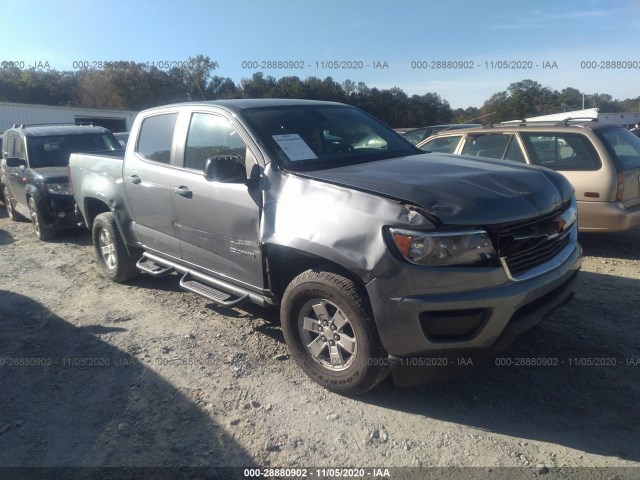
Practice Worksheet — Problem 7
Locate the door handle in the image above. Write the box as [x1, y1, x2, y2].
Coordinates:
[174, 186, 192, 198]
[126, 175, 141, 184]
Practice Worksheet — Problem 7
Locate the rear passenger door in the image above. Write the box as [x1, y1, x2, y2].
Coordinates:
[519, 132, 602, 203]
[123, 111, 180, 258]
[170, 111, 264, 291]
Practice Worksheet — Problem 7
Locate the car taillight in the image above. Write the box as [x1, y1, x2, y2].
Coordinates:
[615, 173, 624, 202]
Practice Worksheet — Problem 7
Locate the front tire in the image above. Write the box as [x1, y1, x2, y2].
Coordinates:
[281, 268, 389, 395]
[28, 197, 56, 241]
[4, 186, 25, 221]
[92, 212, 140, 282]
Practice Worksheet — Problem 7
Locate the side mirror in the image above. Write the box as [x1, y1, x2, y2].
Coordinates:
[203, 155, 247, 183]
[6, 157, 26, 168]
[245, 149, 260, 183]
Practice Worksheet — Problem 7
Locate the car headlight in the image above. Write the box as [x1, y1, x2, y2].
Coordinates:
[389, 228, 497, 267]
[42, 182, 73, 195]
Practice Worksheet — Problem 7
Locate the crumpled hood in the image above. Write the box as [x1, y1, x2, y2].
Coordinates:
[299, 153, 573, 225]
[31, 166, 70, 182]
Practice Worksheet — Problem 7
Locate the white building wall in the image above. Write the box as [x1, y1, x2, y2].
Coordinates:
[523, 108, 640, 126]
[0, 102, 138, 131]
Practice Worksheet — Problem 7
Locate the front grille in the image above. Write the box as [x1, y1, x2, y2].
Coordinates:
[486, 202, 574, 279]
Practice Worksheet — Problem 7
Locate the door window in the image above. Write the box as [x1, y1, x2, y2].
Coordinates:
[136, 113, 178, 164]
[184, 113, 247, 171]
[461, 134, 512, 159]
[7, 134, 26, 160]
[521, 133, 601, 171]
[504, 137, 526, 163]
[420, 135, 462, 153]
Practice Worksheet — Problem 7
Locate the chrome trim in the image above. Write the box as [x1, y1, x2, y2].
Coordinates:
[500, 224, 578, 283]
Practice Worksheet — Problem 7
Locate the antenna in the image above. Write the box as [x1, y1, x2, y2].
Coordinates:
[462, 111, 496, 124]
[197, 81, 207, 101]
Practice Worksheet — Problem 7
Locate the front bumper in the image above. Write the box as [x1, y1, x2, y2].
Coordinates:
[39, 195, 83, 229]
[366, 241, 582, 387]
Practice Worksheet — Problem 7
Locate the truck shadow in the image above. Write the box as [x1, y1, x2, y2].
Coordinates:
[0, 290, 256, 468]
[49, 227, 93, 246]
[358, 270, 640, 462]
[579, 230, 640, 261]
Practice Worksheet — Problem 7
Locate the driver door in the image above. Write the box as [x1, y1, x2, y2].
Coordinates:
[171, 112, 264, 291]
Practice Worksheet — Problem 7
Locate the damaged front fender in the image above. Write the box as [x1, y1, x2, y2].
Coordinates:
[261, 164, 434, 283]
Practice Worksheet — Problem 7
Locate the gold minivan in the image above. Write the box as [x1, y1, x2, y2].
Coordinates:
[417, 121, 640, 232]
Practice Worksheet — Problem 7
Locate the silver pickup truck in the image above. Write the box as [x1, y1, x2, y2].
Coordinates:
[69, 99, 582, 394]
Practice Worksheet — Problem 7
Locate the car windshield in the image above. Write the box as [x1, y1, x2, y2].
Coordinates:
[595, 127, 640, 171]
[240, 105, 419, 170]
[27, 133, 121, 168]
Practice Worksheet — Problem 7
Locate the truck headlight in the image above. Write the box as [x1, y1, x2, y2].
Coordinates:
[389, 228, 497, 267]
[43, 182, 73, 195]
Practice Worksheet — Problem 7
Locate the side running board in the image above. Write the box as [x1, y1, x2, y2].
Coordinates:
[137, 252, 269, 307]
[179, 272, 249, 308]
[136, 257, 174, 276]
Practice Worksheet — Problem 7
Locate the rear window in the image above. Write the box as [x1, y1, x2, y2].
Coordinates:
[136, 113, 178, 164]
[596, 127, 640, 171]
[26, 133, 121, 168]
[520, 133, 601, 171]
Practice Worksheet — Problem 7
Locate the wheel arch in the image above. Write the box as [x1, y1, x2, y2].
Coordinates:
[264, 244, 372, 308]
[82, 197, 111, 230]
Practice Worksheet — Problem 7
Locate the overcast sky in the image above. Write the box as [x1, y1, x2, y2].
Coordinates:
[1, 0, 638, 108]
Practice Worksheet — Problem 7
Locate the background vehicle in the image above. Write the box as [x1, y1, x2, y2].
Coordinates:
[417, 120, 640, 232]
[1, 124, 121, 240]
[113, 132, 129, 148]
[397, 124, 480, 145]
[69, 99, 581, 394]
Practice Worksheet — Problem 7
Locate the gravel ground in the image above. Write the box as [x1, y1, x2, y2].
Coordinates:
[0, 207, 639, 478]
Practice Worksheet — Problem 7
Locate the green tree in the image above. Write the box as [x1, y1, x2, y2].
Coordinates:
[205, 75, 240, 99]
[559, 87, 584, 111]
[240, 72, 277, 98]
[74, 69, 126, 109]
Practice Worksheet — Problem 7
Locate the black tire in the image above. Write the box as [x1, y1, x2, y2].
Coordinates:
[92, 212, 140, 282]
[4, 186, 25, 221]
[28, 197, 56, 241]
[281, 267, 389, 395]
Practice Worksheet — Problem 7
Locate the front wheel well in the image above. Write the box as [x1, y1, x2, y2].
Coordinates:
[264, 245, 369, 305]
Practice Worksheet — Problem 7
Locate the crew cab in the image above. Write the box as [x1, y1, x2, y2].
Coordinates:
[69, 100, 582, 394]
[1, 124, 121, 240]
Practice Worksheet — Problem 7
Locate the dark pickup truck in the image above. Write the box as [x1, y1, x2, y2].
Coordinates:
[69, 99, 582, 394]
[1, 124, 122, 240]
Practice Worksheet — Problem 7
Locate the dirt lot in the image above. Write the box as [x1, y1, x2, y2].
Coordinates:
[0, 207, 639, 477]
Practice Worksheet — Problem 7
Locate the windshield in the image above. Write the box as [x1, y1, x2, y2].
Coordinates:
[240, 105, 419, 170]
[27, 133, 121, 168]
[596, 127, 640, 171]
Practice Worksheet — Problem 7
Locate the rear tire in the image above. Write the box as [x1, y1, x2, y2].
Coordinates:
[28, 197, 56, 241]
[281, 267, 389, 395]
[4, 186, 25, 221]
[92, 212, 140, 282]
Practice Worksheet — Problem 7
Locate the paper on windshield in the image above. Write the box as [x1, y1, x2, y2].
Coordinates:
[272, 134, 318, 161]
